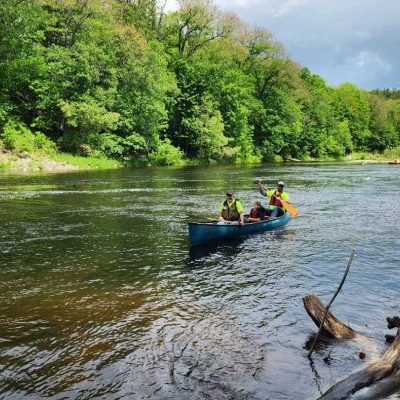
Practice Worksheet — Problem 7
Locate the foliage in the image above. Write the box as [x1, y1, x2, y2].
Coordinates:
[0, 119, 56, 154]
[383, 146, 400, 159]
[370, 88, 400, 100]
[0, 0, 399, 168]
[368, 94, 399, 151]
[147, 139, 184, 165]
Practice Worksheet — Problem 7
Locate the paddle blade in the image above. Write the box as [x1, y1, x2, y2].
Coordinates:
[281, 200, 299, 217]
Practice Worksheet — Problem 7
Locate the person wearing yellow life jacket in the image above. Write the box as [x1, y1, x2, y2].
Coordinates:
[219, 192, 244, 225]
[256, 180, 289, 218]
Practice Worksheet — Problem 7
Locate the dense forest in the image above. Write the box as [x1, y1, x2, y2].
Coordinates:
[1, 0, 399, 166]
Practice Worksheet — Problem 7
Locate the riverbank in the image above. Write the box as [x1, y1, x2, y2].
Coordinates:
[0, 151, 122, 173]
[1, 148, 399, 174]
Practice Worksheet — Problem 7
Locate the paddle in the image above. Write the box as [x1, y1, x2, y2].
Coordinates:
[255, 180, 299, 217]
[280, 200, 299, 217]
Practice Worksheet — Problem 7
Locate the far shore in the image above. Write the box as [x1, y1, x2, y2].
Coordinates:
[0, 151, 398, 175]
[0, 152, 121, 174]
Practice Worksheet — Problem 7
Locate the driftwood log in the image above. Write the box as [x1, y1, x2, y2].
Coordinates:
[303, 294, 400, 399]
[304, 294, 358, 340]
[307, 250, 355, 357]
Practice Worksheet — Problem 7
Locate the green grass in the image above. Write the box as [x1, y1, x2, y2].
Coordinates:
[2, 146, 399, 174]
[52, 152, 122, 169]
[344, 151, 396, 161]
[383, 146, 400, 160]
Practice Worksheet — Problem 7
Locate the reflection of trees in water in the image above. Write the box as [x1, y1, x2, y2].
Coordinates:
[122, 309, 265, 400]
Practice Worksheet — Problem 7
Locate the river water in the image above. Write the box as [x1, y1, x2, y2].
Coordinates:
[0, 163, 399, 400]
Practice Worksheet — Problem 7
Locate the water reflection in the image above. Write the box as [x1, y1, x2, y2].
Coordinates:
[188, 239, 246, 264]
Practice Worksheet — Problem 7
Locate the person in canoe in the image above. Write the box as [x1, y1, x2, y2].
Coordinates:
[219, 191, 244, 225]
[248, 201, 267, 222]
[255, 180, 289, 218]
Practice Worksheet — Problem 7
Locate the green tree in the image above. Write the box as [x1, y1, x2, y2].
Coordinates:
[117, 0, 158, 38]
[161, 0, 231, 57]
[368, 94, 399, 151]
[335, 83, 371, 150]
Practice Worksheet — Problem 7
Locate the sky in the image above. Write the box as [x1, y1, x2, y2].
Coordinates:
[165, 0, 400, 90]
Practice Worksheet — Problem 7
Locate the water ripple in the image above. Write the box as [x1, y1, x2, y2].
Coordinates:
[0, 164, 399, 399]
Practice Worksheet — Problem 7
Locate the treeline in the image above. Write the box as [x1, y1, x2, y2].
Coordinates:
[371, 89, 400, 100]
[1, 0, 399, 165]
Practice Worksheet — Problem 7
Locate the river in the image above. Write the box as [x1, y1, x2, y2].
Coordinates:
[0, 163, 399, 399]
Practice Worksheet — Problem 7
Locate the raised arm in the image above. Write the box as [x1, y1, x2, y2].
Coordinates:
[256, 181, 269, 197]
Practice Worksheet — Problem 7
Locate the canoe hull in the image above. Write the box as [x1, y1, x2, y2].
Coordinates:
[189, 212, 290, 245]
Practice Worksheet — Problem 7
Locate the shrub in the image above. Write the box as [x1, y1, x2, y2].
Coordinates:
[148, 139, 184, 166]
[79, 143, 92, 157]
[59, 100, 120, 153]
[1, 120, 56, 154]
[84, 133, 149, 159]
[383, 146, 400, 159]
[122, 134, 148, 159]
[87, 133, 124, 158]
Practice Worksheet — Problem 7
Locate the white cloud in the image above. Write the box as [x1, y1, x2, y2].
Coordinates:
[213, 0, 400, 88]
[267, 0, 310, 17]
[352, 51, 392, 73]
[217, 0, 310, 16]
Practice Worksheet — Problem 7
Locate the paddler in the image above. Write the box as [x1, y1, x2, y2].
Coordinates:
[255, 180, 289, 218]
[219, 191, 244, 225]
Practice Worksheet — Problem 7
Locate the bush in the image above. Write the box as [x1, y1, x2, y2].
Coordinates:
[383, 146, 400, 160]
[148, 139, 184, 166]
[0, 104, 10, 129]
[58, 100, 120, 153]
[324, 136, 346, 159]
[87, 133, 124, 158]
[60, 100, 120, 135]
[1, 120, 56, 154]
[85, 133, 149, 159]
[79, 143, 93, 157]
[122, 134, 148, 159]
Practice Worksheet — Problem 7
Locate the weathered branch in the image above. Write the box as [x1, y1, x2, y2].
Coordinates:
[317, 318, 400, 400]
[304, 293, 400, 399]
[303, 294, 357, 340]
[308, 250, 355, 357]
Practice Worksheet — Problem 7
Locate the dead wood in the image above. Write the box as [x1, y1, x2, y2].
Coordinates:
[307, 250, 355, 357]
[303, 294, 358, 340]
[304, 295, 400, 399]
[317, 320, 400, 399]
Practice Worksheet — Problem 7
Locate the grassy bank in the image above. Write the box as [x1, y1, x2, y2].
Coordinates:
[344, 147, 400, 161]
[0, 151, 122, 173]
[1, 147, 400, 174]
[52, 153, 122, 169]
[1, 120, 399, 173]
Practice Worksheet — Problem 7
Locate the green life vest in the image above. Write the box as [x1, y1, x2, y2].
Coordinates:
[221, 199, 240, 221]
